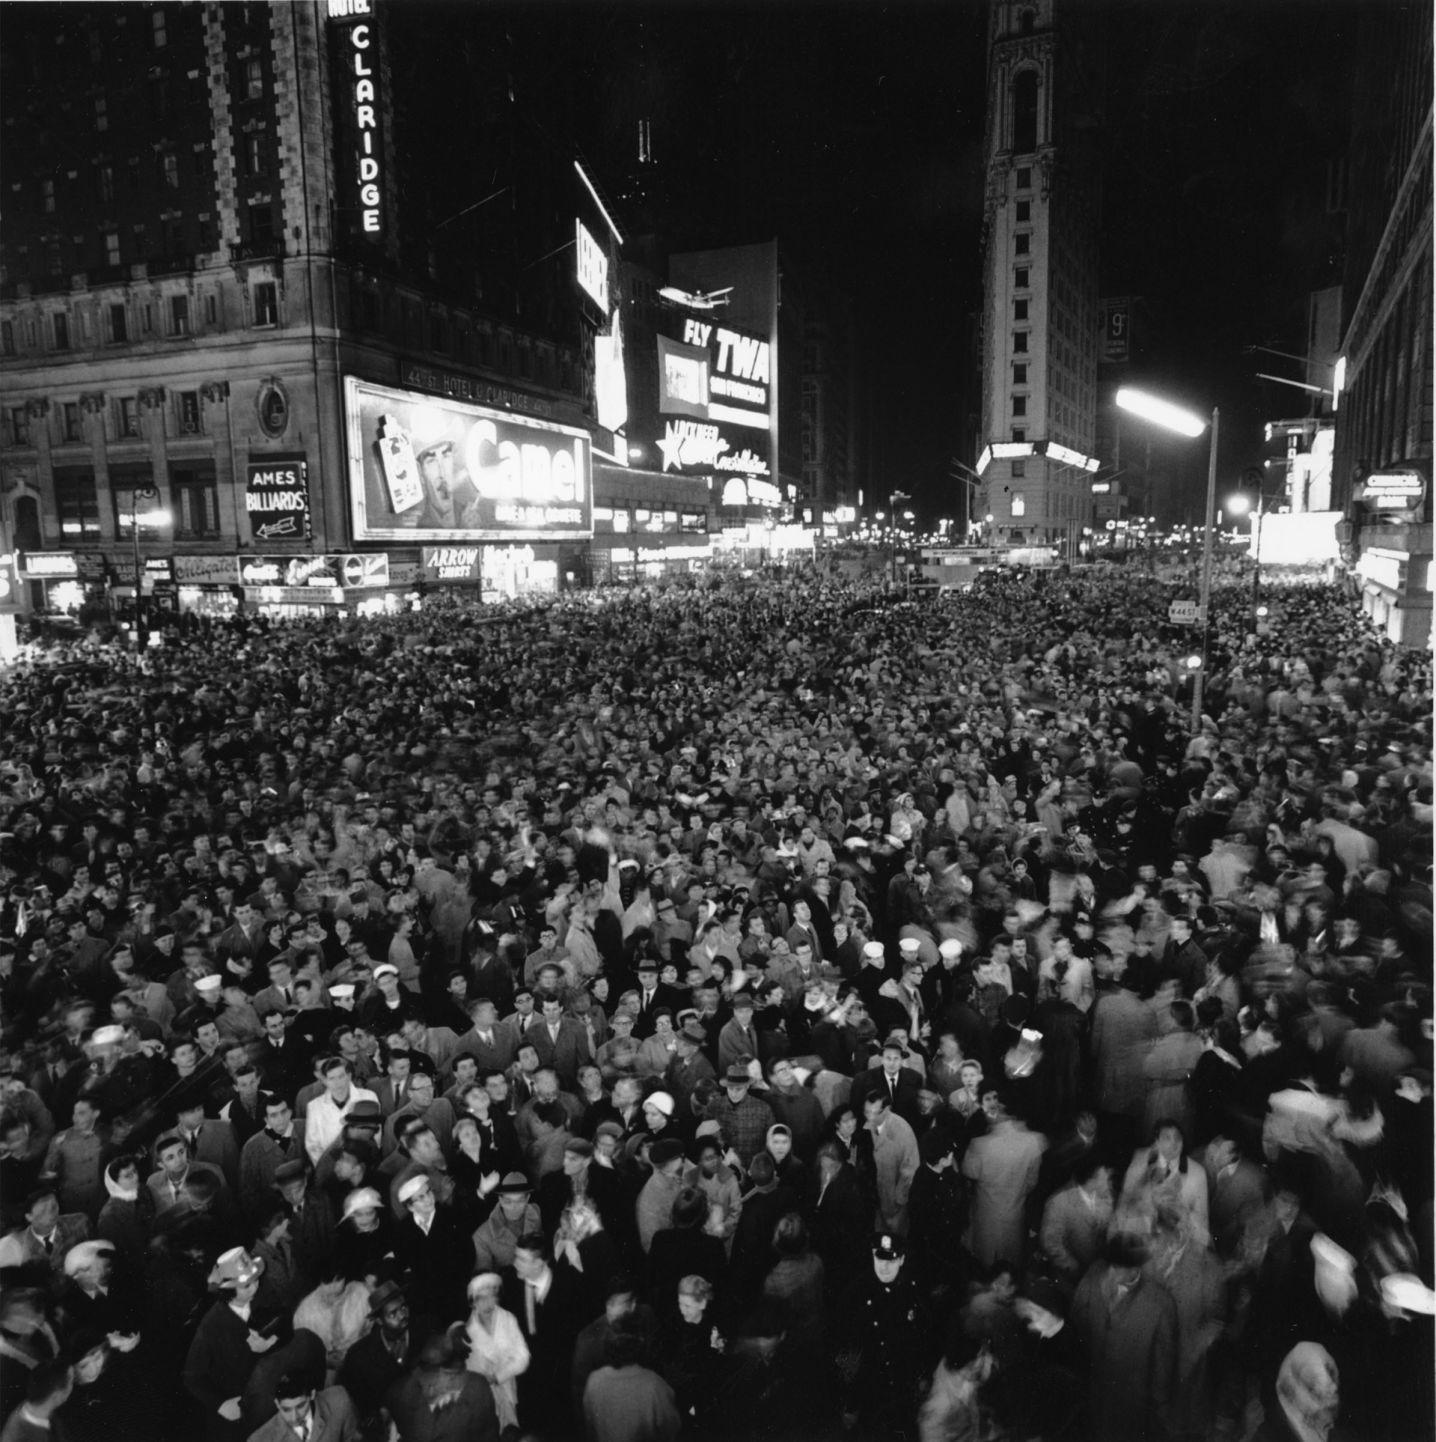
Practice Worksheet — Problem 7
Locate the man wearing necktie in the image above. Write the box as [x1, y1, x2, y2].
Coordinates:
[631, 960, 679, 1041]
[458, 999, 517, 1074]
[245, 1373, 359, 1442]
[504, 1231, 582, 1437]
[717, 992, 759, 1074]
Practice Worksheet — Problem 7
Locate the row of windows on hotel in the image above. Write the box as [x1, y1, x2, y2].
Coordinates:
[2, 283, 279, 359]
[14, 193, 280, 286]
[27, 128, 269, 214]
[41, 468, 222, 542]
[5, 389, 211, 451]
[3, 275, 576, 398]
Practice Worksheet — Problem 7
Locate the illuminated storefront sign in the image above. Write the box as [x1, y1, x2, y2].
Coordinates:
[421, 545, 482, 582]
[18, 552, 79, 579]
[594, 307, 628, 436]
[721, 477, 783, 508]
[173, 555, 240, 586]
[344, 377, 592, 542]
[1356, 548, 1408, 592]
[653, 311, 774, 482]
[1359, 469, 1425, 511]
[575, 219, 609, 314]
[330, 1, 383, 237]
[237, 553, 389, 589]
[245, 458, 312, 543]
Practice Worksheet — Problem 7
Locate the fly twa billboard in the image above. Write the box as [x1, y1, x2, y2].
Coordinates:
[344, 378, 592, 543]
[655, 316, 774, 483]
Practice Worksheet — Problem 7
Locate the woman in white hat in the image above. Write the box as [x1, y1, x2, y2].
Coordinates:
[181, 1248, 276, 1440]
[461, 1270, 529, 1431]
[332, 1186, 395, 1286]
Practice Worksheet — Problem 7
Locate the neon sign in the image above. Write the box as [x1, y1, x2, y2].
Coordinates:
[330, 1, 382, 236]
[575, 219, 609, 314]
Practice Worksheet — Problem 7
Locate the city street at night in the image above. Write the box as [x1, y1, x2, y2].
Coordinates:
[0, 3, 1431, 1441]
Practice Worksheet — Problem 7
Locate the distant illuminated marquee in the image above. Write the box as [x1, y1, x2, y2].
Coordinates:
[330, 0, 383, 236]
[575, 219, 609, 314]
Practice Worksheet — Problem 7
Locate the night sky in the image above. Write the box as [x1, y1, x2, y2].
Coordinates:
[493, 0, 1367, 522]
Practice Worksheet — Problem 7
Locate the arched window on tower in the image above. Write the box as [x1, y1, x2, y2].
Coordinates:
[1011, 69, 1039, 154]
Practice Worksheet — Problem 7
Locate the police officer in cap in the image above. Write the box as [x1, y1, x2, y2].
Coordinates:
[838, 1231, 933, 1440]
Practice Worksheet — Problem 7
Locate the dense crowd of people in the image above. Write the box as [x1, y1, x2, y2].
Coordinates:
[0, 562, 1431, 1442]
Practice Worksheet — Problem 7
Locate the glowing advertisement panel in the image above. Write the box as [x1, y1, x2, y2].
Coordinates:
[344, 378, 592, 542]
[655, 316, 773, 482]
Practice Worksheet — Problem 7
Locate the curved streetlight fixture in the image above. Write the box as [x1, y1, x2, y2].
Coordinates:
[1115, 387, 1219, 736]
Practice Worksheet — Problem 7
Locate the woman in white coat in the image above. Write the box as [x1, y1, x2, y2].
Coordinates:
[463, 1270, 529, 1431]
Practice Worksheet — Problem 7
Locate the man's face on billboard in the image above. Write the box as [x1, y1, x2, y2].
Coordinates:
[420, 443, 455, 504]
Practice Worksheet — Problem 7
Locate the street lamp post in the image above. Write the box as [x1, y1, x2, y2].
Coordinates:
[129, 485, 171, 648]
[1226, 490, 1264, 620]
[1115, 388, 1218, 737]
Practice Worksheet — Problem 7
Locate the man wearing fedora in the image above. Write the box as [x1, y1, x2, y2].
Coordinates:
[472, 1172, 539, 1273]
[664, 1018, 716, 1116]
[339, 1276, 428, 1435]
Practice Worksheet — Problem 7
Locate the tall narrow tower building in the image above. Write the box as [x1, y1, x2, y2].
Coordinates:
[975, 0, 1103, 549]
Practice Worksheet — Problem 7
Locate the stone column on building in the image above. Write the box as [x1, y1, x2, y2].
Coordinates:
[81, 392, 114, 543]
[201, 379, 242, 542]
[24, 401, 55, 542]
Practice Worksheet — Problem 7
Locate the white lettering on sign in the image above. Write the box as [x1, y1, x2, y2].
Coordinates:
[659, 419, 724, 472]
[682, 319, 712, 349]
[340, 552, 389, 588]
[173, 555, 239, 585]
[715, 329, 770, 385]
[328, 0, 370, 16]
[346, 20, 382, 234]
[19, 552, 79, 579]
[245, 490, 309, 512]
[240, 559, 283, 585]
[493, 505, 582, 526]
[713, 446, 771, 478]
[427, 547, 478, 569]
[464, 423, 582, 504]
[575, 219, 609, 313]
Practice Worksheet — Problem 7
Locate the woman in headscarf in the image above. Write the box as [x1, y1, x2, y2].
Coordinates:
[95, 1154, 155, 1264]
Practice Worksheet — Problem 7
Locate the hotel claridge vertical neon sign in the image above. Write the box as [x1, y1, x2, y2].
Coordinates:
[328, 0, 383, 235]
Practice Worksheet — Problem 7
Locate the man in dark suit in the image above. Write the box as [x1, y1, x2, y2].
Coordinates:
[528, 996, 593, 1090]
[503, 1230, 591, 1436]
[631, 960, 683, 1041]
[664, 1019, 717, 1116]
[454, 998, 519, 1073]
[806, 1141, 868, 1296]
[848, 1039, 925, 1127]
[257, 1010, 308, 1099]
[537, 1136, 626, 1238]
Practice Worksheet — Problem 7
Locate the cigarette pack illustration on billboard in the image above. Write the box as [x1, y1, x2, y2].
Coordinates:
[344, 377, 593, 542]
